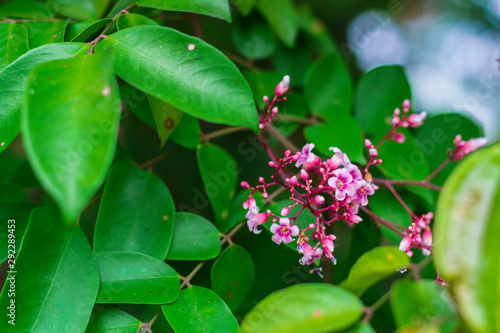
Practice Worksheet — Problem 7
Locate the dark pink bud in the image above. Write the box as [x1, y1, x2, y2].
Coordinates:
[263, 95, 269, 103]
[259, 123, 265, 129]
[240, 181, 250, 188]
[284, 150, 291, 157]
[369, 148, 378, 157]
[281, 206, 290, 216]
[327, 155, 342, 170]
[259, 177, 264, 183]
[275, 75, 290, 97]
[289, 176, 298, 187]
[313, 195, 325, 205]
[393, 108, 401, 117]
[272, 106, 278, 114]
[394, 132, 405, 143]
[402, 99, 410, 113]
[365, 139, 373, 149]
[399, 236, 412, 252]
[300, 169, 309, 181]
[268, 161, 276, 167]
[422, 228, 432, 256]
[303, 155, 321, 171]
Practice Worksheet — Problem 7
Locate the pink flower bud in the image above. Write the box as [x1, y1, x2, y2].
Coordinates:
[281, 206, 290, 216]
[313, 195, 325, 205]
[392, 116, 400, 126]
[240, 181, 250, 188]
[402, 99, 410, 113]
[268, 161, 276, 167]
[303, 155, 321, 171]
[259, 177, 264, 183]
[272, 106, 278, 114]
[454, 134, 462, 146]
[300, 169, 309, 181]
[365, 139, 373, 149]
[369, 148, 378, 157]
[399, 236, 412, 252]
[243, 197, 256, 209]
[327, 155, 342, 170]
[289, 176, 298, 187]
[291, 154, 299, 162]
[259, 123, 265, 129]
[308, 223, 315, 229]
[347, 214, 362, 224]
[393, 108, 401, 117]
[422, 228, 432, 256]
[407, 112, 426, 128]
[284, 150, 291, 157]
[394, 132, 405, 143]
[254, 212, 269, 224]
[275, 75, 290, 97]
[262, 192, 268, 198]
[263, 95, 269, 103]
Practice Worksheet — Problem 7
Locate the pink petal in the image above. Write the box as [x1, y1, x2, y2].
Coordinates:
[289, 225, 299, 236]
[270, 223, 280, 234]
[271, 234, 283, 244]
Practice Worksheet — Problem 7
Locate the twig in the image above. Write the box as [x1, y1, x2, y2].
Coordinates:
[138, 147, 185, 169]
[424, 158, 451, 182]
[264, 123, 299, 152]
[372, 178, 442, 191]
[200, 126, 250, 141]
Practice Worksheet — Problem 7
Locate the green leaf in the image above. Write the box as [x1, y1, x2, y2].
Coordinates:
[197, 143, 238, 227]
[0, 202, 35, 264]
[137, 0, 232, 22]
[0, 43, 91, 154]
[256, 0, 298, 48]
[94, 161, 175, 260]
[391, 280, 457, 332]
[240, 283, 363, 333]
[0, 23, 29, 70]
[162, 286, 239, 333]
[148, 95, 183, 147]
[304, 52, 352, 118]
[274, 41, 312, 87]
[22, 51, 120, 221]
[434, 143, 500, 332]
[47, 0, 97, 21]
[95, 251, 180, 304]
[296, 6, 338, 54]
[0, 207, 99, 333]
[117, 13, 159, 30]
[344, 323, 376, 333]
[231, 0, 255, 16]
[24, 20, 69, 49]
[166, 212, 221, 260]
[414, 112, 483, 186]
[86, 306, 141, 333]
[354, 65, 411, 141]
[304, 116, 365, 164]
[369, 189, 412, 245]
[107, 0, 135, 18]
[232, 17, 275, 60]
[93, 0, 112, 17]
[339, 246, 409, 297]
[96, 25, 258, 131]
[66, 19, 112, 42]
[170, 114, 200, 149]
[0, 0, 53, 19]
[211, 244, 255, 311]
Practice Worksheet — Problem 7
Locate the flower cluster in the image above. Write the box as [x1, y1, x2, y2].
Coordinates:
[259, 75, 290, 129]
[398, 213, 434, 257]
[242, 143, 378, 266]
[449, 135, 488, 161]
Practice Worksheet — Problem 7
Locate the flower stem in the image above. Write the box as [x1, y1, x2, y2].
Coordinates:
[424, 158, 451, 182]
[200, 126, 250, 141]
[264, 123, 299, 152]
[384, 183, 417, 219]
[372, 178, 442, 191]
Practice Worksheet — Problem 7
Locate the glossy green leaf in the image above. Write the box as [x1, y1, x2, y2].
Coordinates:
[120, 84, 200, 148]
[274, 41, 312, 87]
[304, 52, 352, 118]
[94, 161, 175, 260]
[66, 19, 112, 42]
[297, 6, 337, 54]
[240, 283, 363, 333]
[162, 286, 238, 333]
[166, 212, 221, 260]
[369, 189, 412, 245]
[434, 143, 500, 332]
[355, 65, 411, 141]
[344, 323, 376, 333]
[414, 112, 483, 186]
[0, 23, 29, 70]
[304, 116, 365, 164]
[86, 306, 141, 333]
[93, 0, 112, 17]
[340, 246, 409, 297]
[197, 143, 238, 228]
[0, 202, 35, 264]
[256, 0, 298, 48]
[391, 280, 457, 332]
[0, 207, 99, 333]
[232, 18, 275, 60]
[0, 43, 91, 154]
[47, 0, 97, 21]
[0, 0, 52, 19]
[96, 25, 258, 131]
[95, 251, 180, 304]
[107, 0, 135, 18]
[137, 0, 232, 22]
[22, 51, 120, 221]
[24, 20, 69, 49]
[117, 13, 159, 30]
[231, 0, 255, 16]
[211, 244, 254, 311]
[148, 95, 183, 147]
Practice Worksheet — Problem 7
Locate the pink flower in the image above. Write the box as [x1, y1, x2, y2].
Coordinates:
[347, 214, 362, 224]
[295, 143, 315, 167]
[451, 135, 488, 160]
[399, 235, 412, 252]
[270, 218, 299, 244]
[242, 197, 256, 209]
[352, 180, 377, 206]
[422, 228, 432, 256]
[328, 169, 356, 201]
[322, 235, 337, 264]
[299, 243, 323, 265]
[246, 206, 268, 234]
[329, 147, 350, 167]
[275, 75, 290, 97]
[407, 112, 426, 127]
[347, 163, 362, 181]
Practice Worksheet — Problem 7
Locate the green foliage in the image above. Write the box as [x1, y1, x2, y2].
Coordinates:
[256, 0, 298, 48]
[240, 283, 363, 333]
[66, 19, 112, 42]
[85, 306, 142, 333]
[434, 143, 500, 332]
[22, 51, 120, 221]
[0, 202, 34, 263]
[211, 244, 255, 311]
[137, 0, 232, 22]
[162, 286, 239, 333]
[232, 17, 275, 61]
[340, 246, 410, 296]
[0, 23, 29, 70]
[24, 20, 69, 48]
[166, 212, 221, 260]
